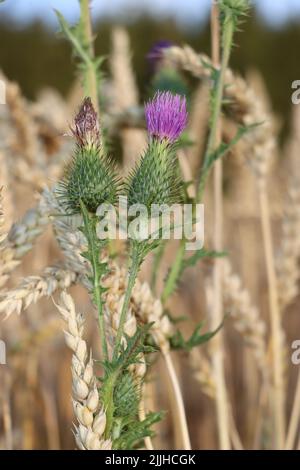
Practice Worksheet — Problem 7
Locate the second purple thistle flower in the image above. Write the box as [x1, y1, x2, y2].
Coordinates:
[145, 91, 188, 143]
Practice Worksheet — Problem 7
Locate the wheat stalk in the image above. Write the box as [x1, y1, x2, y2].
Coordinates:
[110, 26, 146, 168]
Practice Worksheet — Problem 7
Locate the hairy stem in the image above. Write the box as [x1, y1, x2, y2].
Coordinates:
[80, 201, 108, 360]
[113, 244, 140, 360]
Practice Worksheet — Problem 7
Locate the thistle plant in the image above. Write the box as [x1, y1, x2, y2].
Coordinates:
[58, 97, 119, 362]
[55, 92, 189, 449]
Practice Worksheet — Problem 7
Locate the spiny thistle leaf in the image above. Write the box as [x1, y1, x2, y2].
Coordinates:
[113, 372, 140, 417]
[114, 323, 155, 372]
[203, 123, 261, 173]
[164, 249, 226, 300]
[113, 411, 164, 450]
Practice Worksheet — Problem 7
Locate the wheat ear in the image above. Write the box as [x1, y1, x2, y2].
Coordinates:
[56, 291, 112, 450]
[0, 192, 50, 287]
[222, 259, 268, 378]
[276, 182, 300, 312]
[0, 266, 77, 318]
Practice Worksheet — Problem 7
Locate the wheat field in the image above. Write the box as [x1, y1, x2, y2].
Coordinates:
[0, 0, 300, 451]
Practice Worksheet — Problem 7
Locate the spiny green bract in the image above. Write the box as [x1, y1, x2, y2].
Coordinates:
[57, 145, 119, 214]
[219, 0, 250, 24]
[113, 372, 139, 418]
[126, 140, 183, 212]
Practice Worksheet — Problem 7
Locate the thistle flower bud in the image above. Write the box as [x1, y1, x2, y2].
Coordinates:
[71, 97, 100, 149]
[145, 91, 187, 143]
[57, 97, 119, 214]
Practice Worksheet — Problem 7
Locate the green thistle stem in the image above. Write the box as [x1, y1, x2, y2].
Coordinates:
[197, 14, 234, 202]
[79, 0, 99, 114]
[161, 9, 235, 306]
[80, 200, 108, 360]
[113, 244, 140, 360]
[150, 241, 166, 292]
[161, 239, 185, 304]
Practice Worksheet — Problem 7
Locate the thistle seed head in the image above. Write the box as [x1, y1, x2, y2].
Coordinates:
[145, 91, 187, 143]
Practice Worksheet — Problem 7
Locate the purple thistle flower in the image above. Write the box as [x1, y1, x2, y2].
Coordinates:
[145, 91, 188, 143]
[71, 97, 100, 148]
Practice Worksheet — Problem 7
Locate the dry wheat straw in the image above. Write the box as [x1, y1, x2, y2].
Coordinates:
[222, 259, 268, 377]
[2, 72, 42, 165]
[110, 27, 146, 168]
[56, 291, 111, 450]
[276, 182, 300, 311]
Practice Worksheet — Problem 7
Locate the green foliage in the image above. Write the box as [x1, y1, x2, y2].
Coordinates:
[55, 9, 104, 93]
[219, 0, 250, 28]
[113, 411, 163, 450]
[204, 122, 261, 172]
[100, 324, 160, 448]
[164, 248, 226, 301]
[126, 139, 184, 212]
[57, 146, 119, 214]
[170, 320, 223, 352]
[180, 248, 227, 276]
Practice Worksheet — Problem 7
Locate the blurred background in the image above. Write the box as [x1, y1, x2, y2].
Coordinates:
[0, 0, 300, 138]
